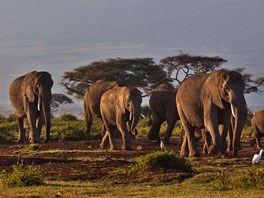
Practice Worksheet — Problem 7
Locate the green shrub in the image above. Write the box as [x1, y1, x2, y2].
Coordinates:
[2, 161, 45, 187]
[6, 114, 17, 122]
[130, 151, 192, 173]
[51, 120, 86, 141]
[0, 121, 16, 142]
[53, 113, 78, 121]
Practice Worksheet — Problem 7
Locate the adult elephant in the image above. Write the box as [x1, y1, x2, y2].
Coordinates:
[9, 71, 53, 143]
[176, 69, 246, 157]
[83, 80, 119, 138]
[100, 86, 142, 150]
[250, 109, 264, 149]
[147, 83, 179, 145]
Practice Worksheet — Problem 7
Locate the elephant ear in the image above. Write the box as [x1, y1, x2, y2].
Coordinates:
[118, 87, 129, 113]
[22, 71, 37, 103]
[204, 70, 228, 109]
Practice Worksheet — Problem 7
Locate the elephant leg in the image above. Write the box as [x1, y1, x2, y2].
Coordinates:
[85, 119, 93, 140]
[27, 106, 39, 143]
[117, 118, 133, 150]
[201, 129, 211, 155]
[100, 130, 110, 149]
[178, 107, 198, 157]
[219, 124, 229, 155]
[206, 123, 221, 156]
[104, 124, 117, 150]
[227, 126, 233, 152]
[36, 113, 44, 141]
[256, 133, 263, 149]
[250, 138, 256, 147]
[147, 119, 162, 142]
[17, 117, 26, 142]
[180, 135, 189, 157]
[163, 118, 176, 145]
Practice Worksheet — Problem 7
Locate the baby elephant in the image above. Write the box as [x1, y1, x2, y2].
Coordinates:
[250, 109, 264, 149]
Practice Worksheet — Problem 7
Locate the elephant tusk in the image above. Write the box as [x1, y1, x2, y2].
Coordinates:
[37, 96, 41, 111]
[129, 111, 132, 121]
[231, 103, 236, 118]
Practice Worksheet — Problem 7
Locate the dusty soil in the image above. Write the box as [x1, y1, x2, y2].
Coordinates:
[0, 137, 261, 183]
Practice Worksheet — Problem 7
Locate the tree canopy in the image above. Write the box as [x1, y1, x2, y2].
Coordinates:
[51, 94, 74, 112]
[159, 53, 227, 84]
[160, 53, 264, 94]
[61, 58, 172, 99]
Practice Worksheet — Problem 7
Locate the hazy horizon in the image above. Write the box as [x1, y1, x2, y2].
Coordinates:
[0, 0, 263, 114]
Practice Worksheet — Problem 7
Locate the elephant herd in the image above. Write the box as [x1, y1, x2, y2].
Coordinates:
[8, 70, 264, 157]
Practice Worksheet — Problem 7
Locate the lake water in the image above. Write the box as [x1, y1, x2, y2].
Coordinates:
[0, 0, 264, 114]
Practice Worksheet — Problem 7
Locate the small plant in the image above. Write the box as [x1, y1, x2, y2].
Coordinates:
[130, 151, 192, 173]
[2, 161, 45, 187]
[21, 144, 41, 153]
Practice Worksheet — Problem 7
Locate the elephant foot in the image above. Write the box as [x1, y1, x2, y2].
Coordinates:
[123, 146, 133, 151]
[250, 139, 256, 147]
[202, 147, 208, 155]
[189, 151, 200, 157]
[257, 146, 262, 150]
[100, 142, 107, 150]
[44, 138, 50, 143]
[163, 139, 170, 145]
[17, 139, 26, 143]
[180, 150, 188, 157]
[208, 144, 219, 156]
[30, 140, 40, 144]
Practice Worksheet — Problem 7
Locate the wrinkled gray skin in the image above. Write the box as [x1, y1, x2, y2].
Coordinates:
[147, 83, 179, 145]
[250, 109, 264, 149]
[176, 69, 247, 157]
[9, 71, 53, 143]
[83, 80, 119, 138]
[100, 86, 142, 150]
[227, 109, 247, 151]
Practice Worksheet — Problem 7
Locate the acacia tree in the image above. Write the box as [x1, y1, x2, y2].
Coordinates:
[160, 53, 264, 94]
[51, 94, 74, 112]
[160, 53, 227, 84]
[61, 57, 172, 99]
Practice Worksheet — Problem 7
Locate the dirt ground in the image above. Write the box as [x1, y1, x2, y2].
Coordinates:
[0, 136, 262, 183]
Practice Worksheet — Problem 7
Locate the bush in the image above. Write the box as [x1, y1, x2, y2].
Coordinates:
[130, 151, 192, 173]
[6, 114, 17, 122]
[2, 161, 45, 187]
[51, 117, 103, 141]
[53, 113, 78, 121]
[0, 121, 16, 142]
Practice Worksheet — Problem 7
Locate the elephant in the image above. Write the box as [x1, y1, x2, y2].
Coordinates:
[250, 109, 264, 149]
[147, 83, 179, 145]
[176, 69, 247, 157]
[99, 86, 142, 150]
[83, 80, 119, 138]
[9, 71, 53, 143]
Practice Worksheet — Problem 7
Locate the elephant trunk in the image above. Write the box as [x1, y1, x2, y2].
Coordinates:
[42, 100, 51, 143]
[232, 103, 246, 156]
[130, 104, 141, 137]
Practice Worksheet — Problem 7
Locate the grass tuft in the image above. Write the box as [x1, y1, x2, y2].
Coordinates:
[130, 151, 192, 173]
[1, 161, 45, 187]
[214, 167, 264, 190]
